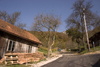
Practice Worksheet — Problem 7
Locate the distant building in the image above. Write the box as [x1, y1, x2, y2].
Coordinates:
[89, 32, 100, 47]
[62, 31, 66, 34]
[0, 19, 42, 59]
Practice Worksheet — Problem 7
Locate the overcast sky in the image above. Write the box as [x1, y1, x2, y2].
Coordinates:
[0, 0, 100, 32]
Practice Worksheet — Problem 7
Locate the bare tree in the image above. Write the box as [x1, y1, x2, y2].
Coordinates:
[32, 13, 61, 57]
[0, 10, 21, 25]
[16, 23, 26, 29]
[0, 10, 8, 21]
[7, 12, 21, 25]
[0, 10, 26, 29]
[66, 0, 100, 50]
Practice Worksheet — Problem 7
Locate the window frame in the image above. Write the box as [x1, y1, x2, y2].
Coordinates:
[6, 39, 16, 52]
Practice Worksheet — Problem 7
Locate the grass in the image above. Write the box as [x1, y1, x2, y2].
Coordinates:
[1, 61, 30, 67]
[29, 58, 46, 64]
[38, 47, 57, 56]
[80, 46, 100, 54]
[38, 47, 48, 56]
[0, 58, 46, 67]
[0, 64, 30, 67]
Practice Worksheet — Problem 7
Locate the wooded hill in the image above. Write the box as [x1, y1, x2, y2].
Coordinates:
[29, 31, 78, 49]
[29, 26, 100, 50]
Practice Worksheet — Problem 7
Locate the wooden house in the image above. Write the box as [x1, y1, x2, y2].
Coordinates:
[89, 32, 100, 47]
[0, 19, 42, 59]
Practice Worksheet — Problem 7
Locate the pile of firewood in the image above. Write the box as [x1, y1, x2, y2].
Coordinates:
[0, 52, 44, 64]
[0, 58, 4, 64]
[17, 52, 44, 64]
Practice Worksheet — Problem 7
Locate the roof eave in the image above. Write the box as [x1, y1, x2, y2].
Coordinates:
[0, 28, 42, 45]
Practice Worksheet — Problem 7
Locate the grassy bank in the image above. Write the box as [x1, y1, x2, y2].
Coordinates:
[80, 46, 100, 54]
[0, 64, 30, 67]
[38, 47, 57, 56]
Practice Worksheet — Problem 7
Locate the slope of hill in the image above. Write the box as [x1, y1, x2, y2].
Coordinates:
[29, 31, 78, 49]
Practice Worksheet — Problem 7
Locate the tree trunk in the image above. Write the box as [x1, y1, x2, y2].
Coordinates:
[80, 14, 86, 50]
[47, 29, 51, 58]
[47, 30, 56, 58]
[78, 43, 81, 52]
[47, 32, 56, 57]
[47, 45, 51, 58]
[77, 39, 81, 52]
[82, 36, 86, 50]
[49, 46, 52, 55]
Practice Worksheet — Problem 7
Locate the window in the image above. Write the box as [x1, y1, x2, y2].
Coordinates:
[28, 45, 32, 53]
[12, 42, 15, 51]
[7, 40, 15, 51]
[8, 41, 12, 51]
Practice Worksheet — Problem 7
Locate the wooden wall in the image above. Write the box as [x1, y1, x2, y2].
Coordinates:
[0, 30, 38, 59]
[89, 32, 100, 47]
[0, 31, 6, 59]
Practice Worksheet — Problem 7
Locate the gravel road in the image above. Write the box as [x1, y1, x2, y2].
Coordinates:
[42, 54, 100, 67]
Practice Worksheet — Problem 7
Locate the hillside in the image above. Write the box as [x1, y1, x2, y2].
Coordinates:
[29, 26, 100, 50]
[29, 31, 78, 49]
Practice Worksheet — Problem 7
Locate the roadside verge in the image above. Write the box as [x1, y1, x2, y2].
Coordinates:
[30, 54, 62, 67]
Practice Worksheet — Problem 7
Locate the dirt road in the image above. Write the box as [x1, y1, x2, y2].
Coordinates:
[42, 54, 100, 67]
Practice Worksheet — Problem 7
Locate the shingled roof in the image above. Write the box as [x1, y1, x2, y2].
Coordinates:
[0, 19, 41, 44]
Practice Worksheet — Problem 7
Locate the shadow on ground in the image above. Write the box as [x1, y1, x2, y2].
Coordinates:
[92, 59, 100, 67]
[60, 52, 74, 54]
[42, 54, 100, 67]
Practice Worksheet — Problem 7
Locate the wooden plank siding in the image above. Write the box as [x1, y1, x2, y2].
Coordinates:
[0, 30, 38, 59]
[0, 19, 42, 60]
[89, 32, 100, 47]
[0, 31, 6, 59]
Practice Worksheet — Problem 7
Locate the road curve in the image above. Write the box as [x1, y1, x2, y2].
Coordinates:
[42, 54, 100, 67]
